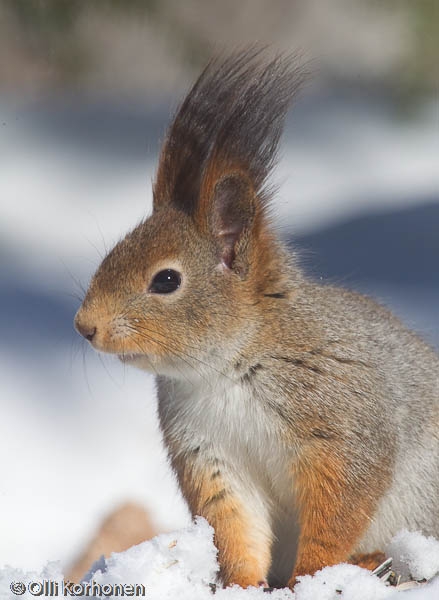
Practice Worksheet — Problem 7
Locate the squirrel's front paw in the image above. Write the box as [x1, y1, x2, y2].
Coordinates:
[349, 551, 386, 571]
[221, 565, 269, 589]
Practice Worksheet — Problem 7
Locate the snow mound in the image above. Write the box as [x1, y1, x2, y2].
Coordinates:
[84, 517, 219, 598]
[83, 518, 293, 599]
[1, 519, 439, 599]
[0, 562, 63, 599]
[387, 530, 439, 582]
[294, 563, 392, 600]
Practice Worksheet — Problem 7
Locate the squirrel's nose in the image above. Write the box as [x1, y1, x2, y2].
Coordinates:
[75, 316, 97, 342]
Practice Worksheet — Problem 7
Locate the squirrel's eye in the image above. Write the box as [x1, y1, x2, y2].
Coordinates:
[149, 269, 182, 294]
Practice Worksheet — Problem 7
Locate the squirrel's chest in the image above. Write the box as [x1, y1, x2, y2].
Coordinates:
[157, 376, 293, 496]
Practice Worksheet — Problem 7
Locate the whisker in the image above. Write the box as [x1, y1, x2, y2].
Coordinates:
[120, 339, 127, 383]
[130, 322, 232, 383]
[69, 334, 83, 372]
[129, 335, 196, 387]
[127, 318, 233, 365]
[68, 291, 85, 303]
[87, 210, 109, 257]
[84, 234, 105, 261]
[98, 352, 122, 389]
[126, 324, 206, 381]
[82, 342, 93, 398]
[125, 323, 224, 387]
[60, 259, 87, 298]
[130, 336, 159, 377]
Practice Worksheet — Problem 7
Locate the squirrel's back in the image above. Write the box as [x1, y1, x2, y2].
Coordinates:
[267, 279, 439, 546]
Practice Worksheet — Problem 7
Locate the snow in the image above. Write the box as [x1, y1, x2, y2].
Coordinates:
[0, 353, 190, 570]
[294, 564, 391, 600]
[1, 520, 439, 599]
[387, 531, 439, 582]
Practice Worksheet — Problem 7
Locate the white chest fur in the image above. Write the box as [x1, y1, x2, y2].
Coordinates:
[157, 374, 295, 506]
[157, 373, 299, 584]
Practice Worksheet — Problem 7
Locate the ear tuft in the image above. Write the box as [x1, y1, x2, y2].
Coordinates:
[153, 48, 306, 215]
[211, 175, 255, 272]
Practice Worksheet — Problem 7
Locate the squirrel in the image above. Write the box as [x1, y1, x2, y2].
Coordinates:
[74, 48, 439, 589]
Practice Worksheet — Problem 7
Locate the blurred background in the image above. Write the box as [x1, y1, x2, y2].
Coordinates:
[0, 0, 438, 577]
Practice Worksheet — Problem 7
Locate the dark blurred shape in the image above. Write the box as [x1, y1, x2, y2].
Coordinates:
[396, 0, 439, 99]
[295, 199, 439, 287]
[21, 97, 169, 161]
[3, 0, 86, 85]
[67, 502, 158, 583]
[1, 1, 438, 102]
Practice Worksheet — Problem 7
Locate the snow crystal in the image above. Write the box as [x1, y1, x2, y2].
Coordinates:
[386, 530, 439, 581]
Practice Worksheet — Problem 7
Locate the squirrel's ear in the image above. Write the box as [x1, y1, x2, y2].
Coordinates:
[208, 174, 256, 273]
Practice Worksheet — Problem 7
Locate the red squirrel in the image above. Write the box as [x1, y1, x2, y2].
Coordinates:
[75, 49, 439, 589]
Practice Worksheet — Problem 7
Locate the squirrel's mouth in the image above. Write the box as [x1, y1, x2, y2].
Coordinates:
[118, 352, 154, 372]
[118, 352, 144, 363]
[117, 351, 164, 375]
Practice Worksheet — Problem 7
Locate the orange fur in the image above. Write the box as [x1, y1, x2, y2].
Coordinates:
[350, 551, 386, 570]
[173, 456, 271, 587]
[290, 448, 379, 586]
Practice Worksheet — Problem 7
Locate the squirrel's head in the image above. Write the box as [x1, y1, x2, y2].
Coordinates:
[74, 48, 305, 378]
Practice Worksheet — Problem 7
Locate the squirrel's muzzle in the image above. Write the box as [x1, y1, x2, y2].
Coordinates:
[74, 311, 97, 342]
